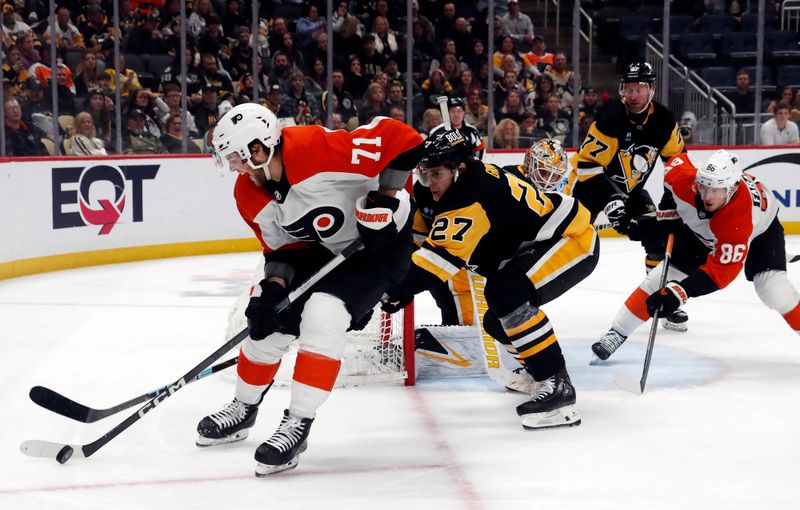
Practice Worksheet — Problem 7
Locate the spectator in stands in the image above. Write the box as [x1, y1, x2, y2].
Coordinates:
[493, 117, 521, 149]
[523, 35, 553, 77]
[451, 17, 472, 57]
[549, 52, 575, 112]
[411, 0, 436, 41]
[792, 89, 800, 122]
[105, 54, 141, 98]
[331, 1, 352, 33]
[495, 70, 520, 106]
[126, 12, 168, 55]
[227, 26, 254, 82]
[159, 112, 202, 154]
[419, 107, 442, 137]
[518, 111, 538, 146]
[331, 69, 358, 120]
[64, 111, 107, 155]
[54, 64, 77, 116]
[526, 72, 556, 114]
[386, 80, 405, 110]
[49, 5, 85, 53]
[84, 89, 115, 142]
[264, 83, 290, 119]
[159, 47, 201, 94]
[193, 84, 221, 136]
[2, 4, 29, 43]
[463, 38, 488, 76]
[766, 86, 794, 114]
[79, 4, 110, 52]
[5, 96, 48, 156]
[283, 69, 321, 122]
[358, 34, 385, 83]
[2, 45, 29, 98]
[434, 1, 457, 39]
[578, 86, 601, 140]
[280, 32, 306, 72]
[496, 88, 526, 124]
[306, 57, 327, 92]
[358, 82, 389, 124]
[453, 68, 476, 99]
[333, 16, 362, 69]
[297, 3, 326, 49]
[122, 107, 164, 154]
[188, 0, 215, 40]
[195, 53, 234, 99]
[344, 55, 369, 99]
[420, 68, 453, 109]
[198, 14, 227, 57]
[760, 101, 800, 145]
[20, 77, 50, 124]
[16, 33, 40, 70]
[73, 50, 104, 97]
[412, 19, 436, 64]
[465, 86, 491, 135]
[158, 82, 199, 137]
[536, 93, 572, 145]
[493, 35, 527, 79]
[389, 105, 405, 122]
[125, 87, 163, 138]
[221, 0, 247, 39]
[437, 54, 462, 84]
[727, 68, 756, 114]
[500, 0, 534, 51]
[369, 0, 398, 32]
[372, 16, 398, 61]
[268, 52, 294, 91]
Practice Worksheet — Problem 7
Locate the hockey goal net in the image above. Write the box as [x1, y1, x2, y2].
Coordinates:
[225, 262, 415, 387]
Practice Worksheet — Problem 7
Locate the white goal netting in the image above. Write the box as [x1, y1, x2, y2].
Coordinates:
[224, 260, 412, 387]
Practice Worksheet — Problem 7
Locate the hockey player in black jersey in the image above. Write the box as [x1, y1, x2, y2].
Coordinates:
[428, 96, 486, 159]
[566, 61, 689, 337]
[384, 129, 598, 429]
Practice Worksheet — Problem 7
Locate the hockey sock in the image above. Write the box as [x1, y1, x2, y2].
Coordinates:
[235, 349, 281, 405]
[754, 270, 800, 334]
[782, 302, 800, 334]
[501, 304, 564, 381]
[290, 350, 342, 419]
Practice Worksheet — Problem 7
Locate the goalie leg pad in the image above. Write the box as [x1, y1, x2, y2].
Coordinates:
[289, 293, 350, 418]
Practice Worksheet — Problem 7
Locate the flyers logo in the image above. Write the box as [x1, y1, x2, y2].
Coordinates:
[614, 144, 659, 192]
[283, 206, 345, 242]
[231, 113, 243, 125]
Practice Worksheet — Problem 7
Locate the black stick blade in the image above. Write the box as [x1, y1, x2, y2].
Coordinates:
[29, 386, 92, 422]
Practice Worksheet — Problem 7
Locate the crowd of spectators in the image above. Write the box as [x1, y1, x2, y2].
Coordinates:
[2, 0, 596, 156]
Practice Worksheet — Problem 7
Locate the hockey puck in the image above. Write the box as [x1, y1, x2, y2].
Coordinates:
[56, 445, 74, 464]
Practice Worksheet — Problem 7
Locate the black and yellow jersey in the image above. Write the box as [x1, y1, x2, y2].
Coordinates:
[412, 160, 593, 282]
[566, 99, 685, 215]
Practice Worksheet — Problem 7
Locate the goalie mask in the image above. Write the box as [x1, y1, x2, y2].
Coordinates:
[695, 149, 741, 205]
[524, 139, 569, 192]
[211, 103, 281, 173]
[417, 128, 472, 186]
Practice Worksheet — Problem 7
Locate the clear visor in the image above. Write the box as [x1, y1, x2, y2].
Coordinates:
[696, 182, 728, 200]
[416, 165, 430, 187]
[212, 150, 242, 173]
[417, 165, 454, 187]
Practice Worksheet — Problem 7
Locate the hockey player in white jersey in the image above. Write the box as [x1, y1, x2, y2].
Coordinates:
[593, 149, 800, 360]
[198, 103, 423, 476]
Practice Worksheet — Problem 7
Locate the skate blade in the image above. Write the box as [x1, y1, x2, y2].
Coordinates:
[195, 429, 249, 447]
[661, 319, 688, 332]
[255, 457, 300, 477]
[521, 404, 581, 430]
[588, 354, 606, 366]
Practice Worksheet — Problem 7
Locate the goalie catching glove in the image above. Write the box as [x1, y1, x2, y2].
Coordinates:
[245, 280, 289, 340]
[355, 190, 407, 250]
[645, 282, 688, 317]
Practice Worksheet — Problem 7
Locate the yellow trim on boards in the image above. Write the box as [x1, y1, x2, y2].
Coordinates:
[598, 221, 800, 237]
[0, 238, 261, 281]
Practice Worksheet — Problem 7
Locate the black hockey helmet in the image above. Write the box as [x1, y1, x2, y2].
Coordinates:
[620, 61, 656, 85]
[446, 96, 466, 109]
[419, 128, 472, 170]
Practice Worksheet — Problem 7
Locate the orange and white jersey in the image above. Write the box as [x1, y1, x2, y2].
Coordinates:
[663, 154, 779, 289]
[234, 117, 423, 254]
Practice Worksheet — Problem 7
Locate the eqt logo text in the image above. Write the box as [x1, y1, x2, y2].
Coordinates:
[52, 164, 159, 235]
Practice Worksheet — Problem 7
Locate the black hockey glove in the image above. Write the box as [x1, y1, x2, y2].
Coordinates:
[604, 194, 633, 236]
[381, 285, 415, 314]
[355, 191, 400, 250]
[656, 207, 682, 236]
[645, 282, 689, 317]
[245, 280, 289, 340]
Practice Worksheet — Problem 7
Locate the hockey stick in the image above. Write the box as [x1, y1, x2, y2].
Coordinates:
[614, 233, 675, 395]
[20, 238, 364, 464]
[437, 95, 452, 130]
[29, 357, 240, 423]
[789, 254, 800, 264]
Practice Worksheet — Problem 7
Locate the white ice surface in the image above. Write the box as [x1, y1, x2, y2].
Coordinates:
[2, 238, 800, 509]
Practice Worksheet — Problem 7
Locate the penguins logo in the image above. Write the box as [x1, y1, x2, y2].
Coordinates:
[615, 144, 659, 192]
[283, 206, 346, 242]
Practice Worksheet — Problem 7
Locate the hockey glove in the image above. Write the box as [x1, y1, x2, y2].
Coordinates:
[381, 286, 415, 314]
[604, 194, 633, 236]
[645, 282, 689, 317]
[355, 191, 401, 250]
[656, 207, 682, 236]
[245, 280, 289, 340]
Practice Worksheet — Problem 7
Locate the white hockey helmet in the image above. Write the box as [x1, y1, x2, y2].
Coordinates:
[695, 149, 742, 203]
[211, 102, 281, 172]
[523, 138, 569, 192]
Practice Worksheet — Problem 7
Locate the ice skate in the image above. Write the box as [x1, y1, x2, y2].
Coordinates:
[516, 367, 580, 430]
[504, 366, 535, 394]
[254, 409, 314, 477]
[591, 329, 627, 361]
[662, 308, 688, 332]
[196, 398, 258, 447]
